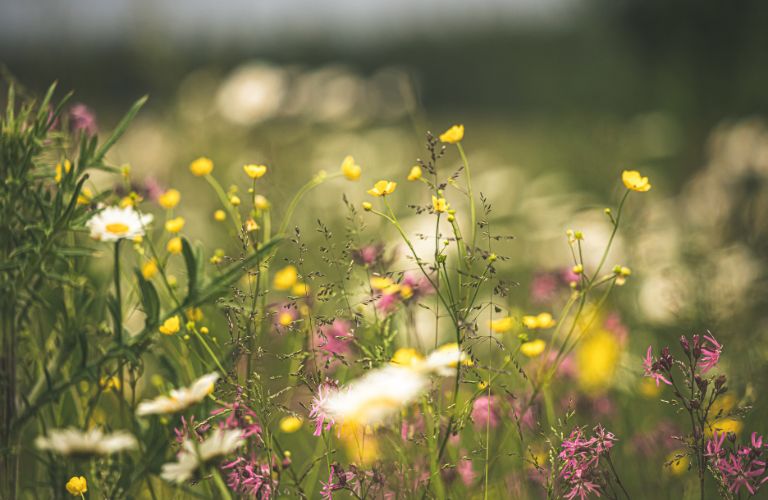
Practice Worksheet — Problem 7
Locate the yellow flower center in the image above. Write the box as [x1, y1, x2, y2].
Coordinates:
[105, 222, 130, 235]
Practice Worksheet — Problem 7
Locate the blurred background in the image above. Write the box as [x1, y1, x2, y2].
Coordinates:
[4, 0, 768, 495]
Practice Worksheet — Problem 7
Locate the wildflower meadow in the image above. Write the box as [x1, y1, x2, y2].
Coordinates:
[1, 77, 767, 500]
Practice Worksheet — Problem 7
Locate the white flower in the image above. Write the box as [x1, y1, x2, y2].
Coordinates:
[86, 205, 153, 242]
[320, 365, 430, 428]
[161, 429, 244, 484]
[420, 343, 470, 376]
[137, 372, 219, 416]
[35, 428, 137, 456]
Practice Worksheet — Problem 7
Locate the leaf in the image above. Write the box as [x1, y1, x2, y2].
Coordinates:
[135, 270, 161, 328]
[94, 95, 148, 162]
[181, 237, 198, 304]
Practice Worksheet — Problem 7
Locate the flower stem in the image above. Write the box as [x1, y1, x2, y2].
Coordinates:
[456, 142, 476, 255]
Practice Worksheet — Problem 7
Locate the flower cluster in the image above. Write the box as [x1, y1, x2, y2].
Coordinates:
[558, 425, 618, 500]
[706, 432, 768, 496]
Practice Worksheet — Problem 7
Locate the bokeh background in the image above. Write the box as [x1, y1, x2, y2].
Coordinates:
[3, 0, 768, 496]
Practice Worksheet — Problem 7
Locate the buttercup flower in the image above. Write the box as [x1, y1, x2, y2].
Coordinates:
[167, 237, 183, 254]
[189, 157, 213, 176]
[158, 189, 181, 209]
[86, 206, 153, 242]
[273, 265, 298, 290]
[214, 209, 226, 221]
[622, 170, 651, 192]
[254, 195, 270, 209]
[439, 124, 464, 144]
[36, 428, 137, 456]
[161, 429, 244, 484]
[159, 316, 181, 335]
[55, 159, 72, 183]
[244, 164, 268, 179]
[165, 216, 185, 233]
[522, 312, 556, 330]
[340, 156, 361, 181]
[521, 339, 546, 357]
[141, 259, 158, 280]
[65, 476, 87, 496]
[367, 180, 397, 197]
[137, 372, 219, 416]
[431, 196, 448, 213]
[279, 416, 303, 433]
[489, 317, 515, 333]
[391, 347, 424, 368]
[76, 187, 93, 206]
[407, 165, 422, 181]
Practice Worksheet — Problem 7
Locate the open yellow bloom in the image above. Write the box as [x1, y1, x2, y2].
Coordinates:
[439, 124, 464, 144]
[165, 217, 185, 233]
[167, 237, 183, 254]
[213, 210, 226, 221]
[622, 170, 651, 192]
[278, 311, 293, 327]
[521, 339, 546, 358]
[243, 164, 268, 179]
[489, 316, 515, 333]
[666, 450, 689, 476]
[159, 316, 181, 335]
[185, 307, 204, 322]
[273, 265, 298, 290]
[141, 259, 158, 279]
[367, 180, 397, 197]
[391, 347, 424, 368]
[159, 189, 181, 209]
[279, 416, 303, 433]
[431, 196, 448, 213]
[407, 165, 422, 181]
[254, 195, 270, 210]
[76, 187, 93, 206]
[189, 157, 213, 176]
[370, 276, 394, 290]
[65, 476, 87, 496]
[55, 159, 72, 183]
[522, 312, 556, 330]
[340, 155, 361, 181]
[292, 282, 310, 296]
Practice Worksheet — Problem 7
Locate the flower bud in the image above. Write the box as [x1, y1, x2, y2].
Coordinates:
[715, 375, 727, 391]
[680, 335, 690, 355]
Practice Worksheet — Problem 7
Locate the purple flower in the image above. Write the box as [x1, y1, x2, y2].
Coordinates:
[471, 395, 500, 430]
[314, 319, 354, 370]
[642, 346, 672, 387]
[309, 381, 338, 436]
[223, 455, 275, 498]
[706, 431, 768, 496]
[69, 103, 98, 136]
[699, 333, 723, 373]
[558, 425, 617, 500]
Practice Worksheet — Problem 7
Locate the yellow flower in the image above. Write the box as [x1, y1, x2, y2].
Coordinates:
[439, 124, 464, 144]
[65, 476, 87, 496]
[273, 265, 298, 290]
[708, 418, 743, 437]
[99, 375, 121, 392]
[339, 422, 379, 465]
[522, 312, 556, 330]
[576, 330, 620, 394]
[165, 217, 185, 233]
[278, 311, 293, 326]
[76, 187, 93, 206]
[431, 196, 448, 213]
[254, 195, 270, 210]
[639, 377, 662, 398]
[189, 157, 213, 176]
[213, 210, 226, 221]
[521, 339, 546, 358]
[159, 316, 181, 335]
[55, 159, 72, 183]
[292, 282, 310, 296]
[391, 347, 424, 367]
[159, 189, 181, 209]
[119, 196, 135, 208]
[141, 259, 158, 280]
[489, 316, 515, 333]
[367, 180, 397, 197]
[362, 202, 373, 211]
[622, 170, 651, 192]
[186, 307, 204, 322]
[229, 195, 241, 206]
[666, 450, 689, 476]
[243, 164, 268, 179]
[399, 284, 413, 299]
[167, 237, 183, 254]
[245, 218, 259, 232]
[370, 276, 394, 290]
[407, 165, 422, 181]
[340, 155, 361, 181]
[279, 416, 303, 433]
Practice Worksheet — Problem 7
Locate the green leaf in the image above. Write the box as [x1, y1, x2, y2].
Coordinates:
[181, 237, 198, 304]
[94, 95, 148, 162]
[135, 270, 160, 328]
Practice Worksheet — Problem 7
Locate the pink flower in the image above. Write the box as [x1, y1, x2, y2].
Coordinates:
[457, 457, 476, 486]
[706, 431, 768, 495]
[530, 272, 559, 303]
[309, 382, 337, 436]
[314, 319, 354, 370]
[69, 103, 98, 136]
[698, 333, 723, 373]
[558, 425, 617, 500]
[223, 455, 275, 498]
[642, 346, 672, 387]
[471, 395, 500, 430]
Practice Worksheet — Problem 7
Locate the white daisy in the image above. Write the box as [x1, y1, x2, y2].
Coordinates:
[35, 427, 137, 456]
[137, 372, 219, 416]
[160, 429, 244, 484]
[420, 343, 470, 376]
[86, 205, 153, 242]
[319, 365, 430, 428]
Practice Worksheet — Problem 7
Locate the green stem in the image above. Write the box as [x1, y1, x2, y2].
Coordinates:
[456, 142, 476, 255]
